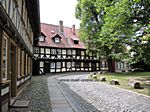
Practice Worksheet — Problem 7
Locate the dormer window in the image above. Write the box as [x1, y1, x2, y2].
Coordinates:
[74, 40, 79, 44]
[71, 37, 79, 44]
[52, 34, 62, 43]
[39, 36, 45, 42]
[54, 37, 60, 43]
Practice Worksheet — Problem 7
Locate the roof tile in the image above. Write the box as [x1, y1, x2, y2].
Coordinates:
[37, 23, 85, 49]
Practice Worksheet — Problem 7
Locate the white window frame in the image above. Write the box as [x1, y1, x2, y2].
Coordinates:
[40, 48, 44, 54]
[54, 37, 60, 43]
[56, 62, 61, 68]
[46, 48, 50, 54]
[40, 61, 44, 67]
[51, 62, 55, 68]
[67, 49, 71, 55]
[39, 36, 44, 42]
[62, 49, 66, 54]
[57, 49, 61, 55]
[2, 34, 8, 80]
[34, 47, 39, 53]
[51, 49, 56, 54]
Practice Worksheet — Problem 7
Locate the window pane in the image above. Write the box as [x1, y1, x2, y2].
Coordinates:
[51, 62, 55, 68]
[51, 49, 56, 54]
[57, 62, 61, 68]
[2, 36, 8, 80]
[41, 48, 44, 53]
[46, 48, 50, 54]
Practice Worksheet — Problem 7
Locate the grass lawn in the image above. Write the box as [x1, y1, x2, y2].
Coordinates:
[89, 72, 150, 96]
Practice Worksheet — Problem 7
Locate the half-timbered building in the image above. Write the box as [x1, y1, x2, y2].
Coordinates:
[33, 21, 101, 75]
[0, 0, 40, 111]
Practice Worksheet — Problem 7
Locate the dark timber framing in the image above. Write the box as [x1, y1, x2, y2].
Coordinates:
[0, 0, 40, 112]
[34, 46, 101, 74]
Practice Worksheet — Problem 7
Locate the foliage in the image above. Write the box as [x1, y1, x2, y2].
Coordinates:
[76, 0, 150, 70]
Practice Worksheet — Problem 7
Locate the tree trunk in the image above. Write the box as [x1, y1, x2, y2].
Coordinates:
[107, 58, 115, 72]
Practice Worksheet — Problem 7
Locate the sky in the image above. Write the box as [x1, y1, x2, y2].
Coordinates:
[39, 0, 81, 29]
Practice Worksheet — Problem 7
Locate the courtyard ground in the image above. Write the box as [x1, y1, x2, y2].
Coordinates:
[10, 72, 150, 112]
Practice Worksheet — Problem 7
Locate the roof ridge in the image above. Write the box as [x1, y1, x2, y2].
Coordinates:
[41, 23, 79, 30]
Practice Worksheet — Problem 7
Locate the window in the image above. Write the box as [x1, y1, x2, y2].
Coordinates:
[96, 63, 99, 67]
[74, 40, 79, 44]
[81, 51, 84, 56]
[39, 36, 45, 42]
[72, 50, 76, 55]
[21, 51, 25, 76]
[40, 61, 44, 67]
[51, 62, 55, 68]
[18, 48, 21, 78]
[25, 54, 28, 75]
[76, 50, 81, 56]
[51, 49, 56, 54]
[2, 36, 8, 80]
[57, 49, 61, 55]
[34, 47, 39, 53]
[67, 62, 71, 68]
[40, 48, 44, 53]
[46, 48, 50, 54]
[54, 37, 60, 43]
[67, 49, 71, 55]
[28, 57, 31, 74]
[62, 49, 66, 54]
[56, 62, 61, 68]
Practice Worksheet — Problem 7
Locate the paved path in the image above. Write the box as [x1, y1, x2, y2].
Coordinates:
[58, 74, 150, 112]
[47, 76, 74, 112]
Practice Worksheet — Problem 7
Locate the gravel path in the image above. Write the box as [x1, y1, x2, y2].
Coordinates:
[58, 74, 150, 112]
[10, 76, 52, 112]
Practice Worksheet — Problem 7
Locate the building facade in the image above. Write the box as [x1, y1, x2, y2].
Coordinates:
[0, 0, 40, 111]
[33, 21, 101, 75]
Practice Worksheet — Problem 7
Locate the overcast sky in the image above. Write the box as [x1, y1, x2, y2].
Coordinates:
[39, 0, 80, 29]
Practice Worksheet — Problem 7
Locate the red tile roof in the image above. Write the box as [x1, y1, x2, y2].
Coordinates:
[37, 23, 85, 49]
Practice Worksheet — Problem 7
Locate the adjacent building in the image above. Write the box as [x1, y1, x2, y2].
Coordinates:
[0, 0, 40, 111]
[33, 21, 101, 75]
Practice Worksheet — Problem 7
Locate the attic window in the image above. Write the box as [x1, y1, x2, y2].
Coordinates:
[71, 37, 79, 44]
[39, 36, 44, 42]
[74, 40, 79, 44]
[54, 37, 60, 43]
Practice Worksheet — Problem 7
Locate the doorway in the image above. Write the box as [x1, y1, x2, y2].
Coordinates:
[10, 43, 17, 97]
[44, 61, 50, 74]
[92, 62, 96, 71]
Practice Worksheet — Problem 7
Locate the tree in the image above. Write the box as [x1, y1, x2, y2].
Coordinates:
[76, 0, 150, 72]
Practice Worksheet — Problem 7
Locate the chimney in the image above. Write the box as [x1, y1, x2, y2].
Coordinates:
[59, 20, 64, 32]
[72, 25, 75, 35]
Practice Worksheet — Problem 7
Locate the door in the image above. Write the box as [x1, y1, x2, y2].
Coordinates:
[92, 62, 96, 71]
[44, 61, 50, 73]
[10, 43, 17, 97]
[33, 60, 39, 75]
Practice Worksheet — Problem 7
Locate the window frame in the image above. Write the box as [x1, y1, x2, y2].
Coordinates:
[39, 36, 45, 42]
[54, 37, 60, 43]
[2, 34, 8, 80]
[51, 62, 55, 68]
